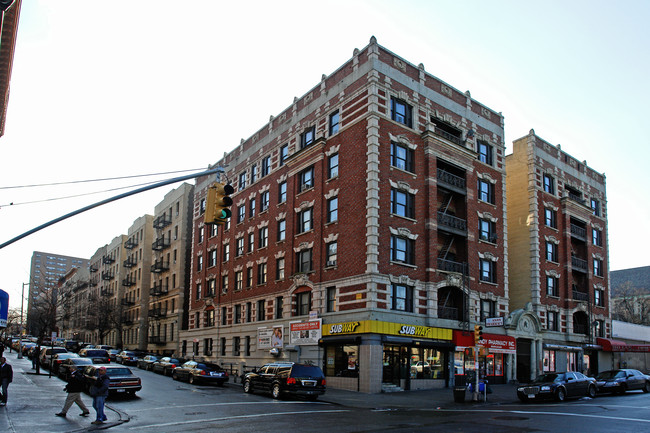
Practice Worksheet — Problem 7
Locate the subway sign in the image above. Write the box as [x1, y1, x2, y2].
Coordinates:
[323, 320, 452, 341]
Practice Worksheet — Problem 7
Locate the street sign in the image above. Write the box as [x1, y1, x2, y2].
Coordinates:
[485, 317, 504, 327]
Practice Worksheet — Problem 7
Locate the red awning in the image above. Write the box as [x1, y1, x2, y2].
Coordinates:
[597, 337, 650, 353]
[453, 330, 516, 354]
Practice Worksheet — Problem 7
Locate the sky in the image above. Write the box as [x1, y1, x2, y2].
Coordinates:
[1, 0, 649, 310]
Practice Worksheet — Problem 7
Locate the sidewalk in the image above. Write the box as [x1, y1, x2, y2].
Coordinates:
[0, 349, 517, 432]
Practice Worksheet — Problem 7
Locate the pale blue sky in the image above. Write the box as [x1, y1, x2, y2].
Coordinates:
[1, 0, 649, 308]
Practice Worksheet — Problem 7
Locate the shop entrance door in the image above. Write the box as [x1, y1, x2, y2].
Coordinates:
[516, 338, 532, 383]
[382, 345, 404, 386]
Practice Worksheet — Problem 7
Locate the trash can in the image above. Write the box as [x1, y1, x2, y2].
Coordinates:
[453, 386, 466, 403]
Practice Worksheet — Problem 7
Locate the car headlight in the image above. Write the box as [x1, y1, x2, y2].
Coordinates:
[541, 386, 551, 391]
[517, 387, 525, 392]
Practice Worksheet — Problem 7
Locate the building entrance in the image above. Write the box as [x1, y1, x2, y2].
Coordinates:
[382, 345, 407, 386]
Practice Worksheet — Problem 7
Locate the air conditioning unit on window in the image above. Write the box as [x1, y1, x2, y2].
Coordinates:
[326, 260, 337, 267]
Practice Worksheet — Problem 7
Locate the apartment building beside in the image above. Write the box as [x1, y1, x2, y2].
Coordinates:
[181, 37, 510, 393]
[147, 183, 195, 356]
[506, 130, 610, 381]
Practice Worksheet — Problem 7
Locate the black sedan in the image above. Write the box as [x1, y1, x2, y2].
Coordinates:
[517, 371, 597, 402]
[79, 348, 110, 364]
[137, 355, 159, 370]
[116, 350, 142, 366]
[172, 361, 229, 385]
[81, 365, 142, 397]
[58, 358, 94, 380]
[50, 352, 80, 375]
[152, 357, 184, 376]
[595, 369, 650, 394]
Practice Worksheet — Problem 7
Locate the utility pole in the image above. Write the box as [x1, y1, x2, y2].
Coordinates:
[17, 282, 27, 358]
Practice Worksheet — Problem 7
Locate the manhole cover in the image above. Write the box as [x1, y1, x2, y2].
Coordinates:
[493, 416, 528, 421]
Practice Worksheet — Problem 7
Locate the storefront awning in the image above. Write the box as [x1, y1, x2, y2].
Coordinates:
[453, 330, 516, 354]
[597, 337, 650, 352]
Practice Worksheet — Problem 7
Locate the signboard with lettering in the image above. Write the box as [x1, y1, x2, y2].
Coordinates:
[485, 317, 504, 327]
[258, 325, 284, 349]
[289, 319, 322, 345]
[322, 320, 452, 341]
[0, 289, 8, 328]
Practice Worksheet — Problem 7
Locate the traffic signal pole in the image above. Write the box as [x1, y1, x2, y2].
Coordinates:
[0, 166, 224, 250]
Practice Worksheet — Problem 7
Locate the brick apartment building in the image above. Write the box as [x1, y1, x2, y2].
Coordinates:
[181, 37, 510, 393]
[506, 130, 610, 381]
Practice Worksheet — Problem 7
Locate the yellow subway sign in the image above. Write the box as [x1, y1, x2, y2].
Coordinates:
[323, 320, 452, 341]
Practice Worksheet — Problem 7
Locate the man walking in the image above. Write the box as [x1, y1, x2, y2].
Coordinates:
[56, 364, 90, 417]
[0, 356, 13, 406]
[90, 366, 109, 424]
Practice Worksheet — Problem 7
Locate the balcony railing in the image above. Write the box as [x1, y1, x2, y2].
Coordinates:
[437, 168, 466, 192]
[437, 212, 467, 236]
[101, 288, 114, 297]
[123, 257, 138, 268]
[152, 237, 171, 251]
[438, 306, 460, 320]
[148, 308, 168, 318]
[122, 316, 134, 325]
[149, 336, 166, 345]
[102, 256, 115, 264]
[101, 270, 115, 280]
[150, 283, 169, 297]
[437, 258, 467, 274]
[121, 298, 135, 306]
[151, 260, 170, 273]
[573, 323, 589, 335]
[571, 255, 588, 273]
[570, 224, 586, 241]
[433, 126, 462, 145]
[124, 238, 138, 249]
[572, 290, 589, 301]
[567, 191, 585, 205]
[122, 276, 137, 287]
[153, 215, 172, 229]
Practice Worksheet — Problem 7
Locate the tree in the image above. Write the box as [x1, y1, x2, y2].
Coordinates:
[0, 307, 21, 341]
[29, 289, 59, 344]
[612, 282, 650, 325]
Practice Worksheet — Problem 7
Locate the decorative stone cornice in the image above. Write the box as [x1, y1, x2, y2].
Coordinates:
[389, 226, 418, 240]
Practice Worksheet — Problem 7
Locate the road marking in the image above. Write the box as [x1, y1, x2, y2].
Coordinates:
[433, 408, 650, 423]
[130, 409, 349, 429]
[125, 400, 325, 413]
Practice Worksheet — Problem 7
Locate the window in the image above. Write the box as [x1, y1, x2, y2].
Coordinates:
[239, 172, 247, 190]
[327, 197, 338, 223]
[326, 287, 336, 313]
[249, 198, 256, 218]
[257, 263, 267, 285]
[221, 274, 228, 293]
[297, 291, 311, 316]
[247, 232, 254, 253]
[326, 241, 337, 267]
[591, 198, 600, 216]
[196, 255, 203, 271]
[547, 276, 559, 297]
[205, 309, 215, 327]
[275, 296, 283, 319]
[209, 224, 218, 238]
[220, 337, 226, 356]
[222, 243, 230, 262]
[246, 267, 253, 288]
[479, 259, 496, 283]
[479, 219, 497, 243]
[195, 282, 202, 300]
[260, 191, 269, 212]
[278, 181, 287, 203]
[297, 208, 313, 233]
[391, 142, 414, 173]
[203, 337, 213, 355]
[235, 271, 243, 291]
[329, 110, 340, 136]
[246, 302, 252, 322]
[594, 320, 604, 337]
[328, 153, 339, 179]
[592, 228, 602, 247]
[208, 250, 217, 267]
[543, 174, 555, 194]
[251, 165, 258, 184]
[392, 284, 413, 312]
[547, 311, 558, 331]
[279, 144, 289, 166]
[300, 127, 315, 149]
[221, 307, 227, 326]
[391, 97, 412, 128]
[299, 167, 314, 192]
[245, 336, 251, 356]
[198, 227, 204, 243]
[257, 299, 266, 321]
[390, 235, 414, 265]
[478, 179, 495, 204]
[544, 208, 557, 229]
[296, 249, 313, 273]
[207, 278, 216, 297]
[200, 198, 206, 214]
[262, 156, 271, 177]
[236, 238, 244, 256]
[233, 336, 241, 356]
[391, 189, 415, 219]
[237, 205, 245, 224]
[595, 288, 604, 307]
[546, 242, 558, 262]
[480, 299, 496, 321]
[276, 257, 285, 280]
[234, 304, 241, 324]
[593, 258, 603, 277]
[277, 219, 286, 241]
[258, 227, 268, 248]
[477, 141, 493, 165]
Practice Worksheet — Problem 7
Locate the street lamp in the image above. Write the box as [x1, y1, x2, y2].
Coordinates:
[17, 282, 27, 359]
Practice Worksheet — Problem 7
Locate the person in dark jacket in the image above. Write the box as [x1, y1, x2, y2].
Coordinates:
[55, 365, 90, 417]
[0, 356, 13, 406]
[90, 366, 109, 424]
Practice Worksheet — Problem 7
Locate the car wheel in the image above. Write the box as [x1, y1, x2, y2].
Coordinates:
[243, 380, 253, 394]
[618, 384, 627, 395]
[643, 382, 650, 393]
[172, 372, 178, 381]
[587, 385, 596, 398]
[555, 387, 566, 402]
[272, 383, 281, 399]
[189, 375, 195, 385]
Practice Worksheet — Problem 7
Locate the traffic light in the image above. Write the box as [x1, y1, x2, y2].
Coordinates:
[205, 182, 234, 225]
[473, 324, 483, 346]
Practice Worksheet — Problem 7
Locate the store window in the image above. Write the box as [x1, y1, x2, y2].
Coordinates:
[408, 347, 444, 379]
[543, 350, 556, 372]
[325, 344, 358, 378]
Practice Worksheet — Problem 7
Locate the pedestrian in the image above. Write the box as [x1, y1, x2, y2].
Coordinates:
[0, 356, 13, 406]
[89, 366, 109, 424]
[55, 364, 90, 417]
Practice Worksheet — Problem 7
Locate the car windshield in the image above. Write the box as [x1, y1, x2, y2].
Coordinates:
[532, 373, 560, 383]
[204, 363, 223, 371]
[106, 368, 132, 376]
[596, 370, 621, 380]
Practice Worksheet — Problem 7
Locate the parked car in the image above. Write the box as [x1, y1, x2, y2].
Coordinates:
[172, 361, 229, 386]
[81, 365, 142, 397]
[97, 345, 114, 351]
[64, 340, 81, 353]
[107, 349, 121, 362]
[50, 352, 80, 375]
[39, 347, 68, 368]
[152, 357, 184, 376]
[116, 351, 142, 366]
[243, 362, 326, 400]
[517, 371, 597, 402]
[137, 355, 159, 370]
[78, 348, 110, 364]
[595, 369, 650, 394]
[58, 357, 94, 380]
